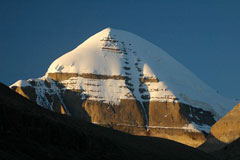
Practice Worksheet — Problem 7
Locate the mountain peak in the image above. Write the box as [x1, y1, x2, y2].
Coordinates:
[11, 28, 237, 147]
[46, 27, 129, 75]
[44, 28, 235, 118]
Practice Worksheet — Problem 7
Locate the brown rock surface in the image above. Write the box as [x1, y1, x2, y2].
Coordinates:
[210, 103, 240, 144]
[10, 73, 217, 148]
[82, 99, 145, 126]
[199, 103, 240, 153]
[47, 73, 127, 81]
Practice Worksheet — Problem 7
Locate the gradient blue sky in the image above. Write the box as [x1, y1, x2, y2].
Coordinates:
[0, 0, 239, 99]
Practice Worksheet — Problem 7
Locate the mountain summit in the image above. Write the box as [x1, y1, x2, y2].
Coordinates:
[10, 28, 236, 147]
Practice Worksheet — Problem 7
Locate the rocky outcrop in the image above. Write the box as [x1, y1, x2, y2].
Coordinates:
[200, 103, 240, 152]
[210, 103, 240, 144]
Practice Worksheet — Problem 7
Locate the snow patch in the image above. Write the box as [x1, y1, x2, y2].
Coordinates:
[10, 80, 31, 87]
[143, 64, 155, 78]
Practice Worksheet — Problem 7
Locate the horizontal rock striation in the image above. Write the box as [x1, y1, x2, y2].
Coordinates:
[11, 73, 216, 147]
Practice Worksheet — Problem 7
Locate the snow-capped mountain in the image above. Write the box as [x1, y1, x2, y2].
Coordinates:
[10, 28, 237, 147]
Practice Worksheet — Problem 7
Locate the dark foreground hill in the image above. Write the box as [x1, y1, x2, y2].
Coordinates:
[211, 138, 240, 160]
[0, 82, 212, 160]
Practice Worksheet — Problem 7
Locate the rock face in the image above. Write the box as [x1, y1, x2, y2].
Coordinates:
[211, 103, 240, 144]
[200, 103, 240, 152]
[10, 28, 236, 147]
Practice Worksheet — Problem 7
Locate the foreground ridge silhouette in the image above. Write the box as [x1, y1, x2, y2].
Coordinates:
[0, 82, 213, 160]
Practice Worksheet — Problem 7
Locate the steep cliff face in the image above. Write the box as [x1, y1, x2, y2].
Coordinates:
[10, 28, 236, 147]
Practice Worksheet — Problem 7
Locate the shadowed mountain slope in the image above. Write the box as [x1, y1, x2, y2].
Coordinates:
[0, 82, 213, 160]
[211, 138, 240, 160]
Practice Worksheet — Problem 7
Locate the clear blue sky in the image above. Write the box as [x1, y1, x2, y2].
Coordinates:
[0, 0, 239, 99]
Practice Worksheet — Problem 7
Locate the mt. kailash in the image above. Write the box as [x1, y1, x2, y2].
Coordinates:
[11, 28, 237, 147]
